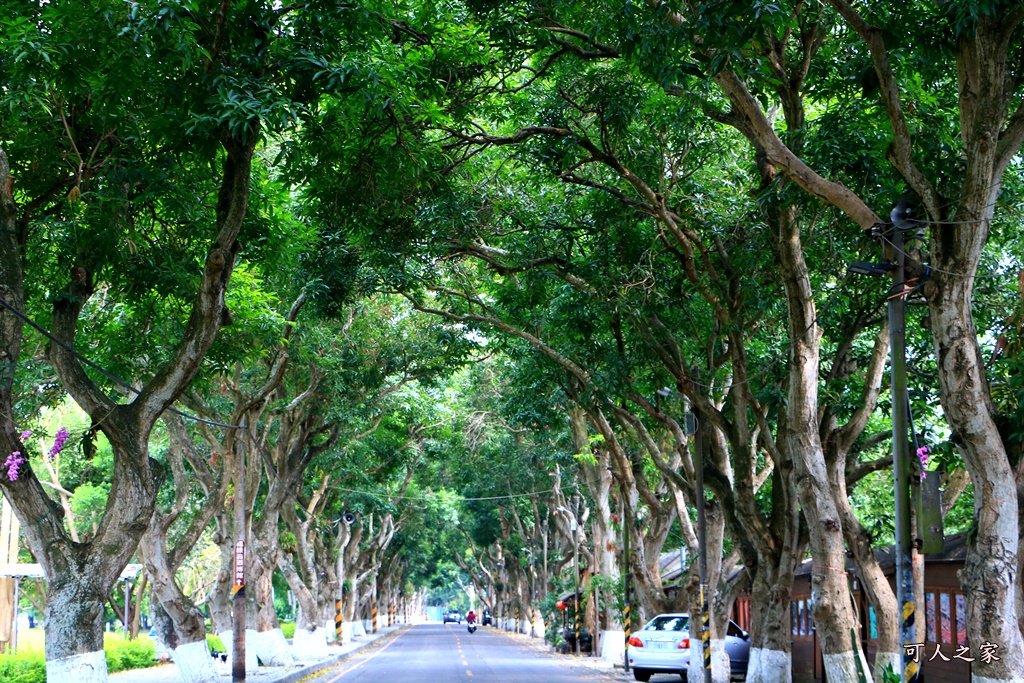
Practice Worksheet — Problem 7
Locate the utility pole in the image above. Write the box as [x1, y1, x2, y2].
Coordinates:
[848, 202, 920, 683]
[623, 504, 631, 674]
[232, 419, 247, 683]
[572, 495, 581, 656]
[886, 221, 919, 683]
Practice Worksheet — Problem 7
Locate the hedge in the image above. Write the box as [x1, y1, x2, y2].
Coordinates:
[0, 636, 157, 683]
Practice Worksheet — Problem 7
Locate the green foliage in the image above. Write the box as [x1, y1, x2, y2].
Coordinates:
[881, 663, 901, 683]
[105, 637, 156, 673]
[0, 651, 46, 683]
[281, 621, 296, 639]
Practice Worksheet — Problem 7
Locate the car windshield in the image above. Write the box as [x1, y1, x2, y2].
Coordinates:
[644, 616, 689, 632]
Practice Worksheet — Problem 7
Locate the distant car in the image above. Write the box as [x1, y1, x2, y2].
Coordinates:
[627, 613, 750, 682]
[481, 609, 492, 626]
[443, 610, 463, 624]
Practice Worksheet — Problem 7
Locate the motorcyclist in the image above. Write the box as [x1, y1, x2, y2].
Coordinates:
[466, 610, 476, 625]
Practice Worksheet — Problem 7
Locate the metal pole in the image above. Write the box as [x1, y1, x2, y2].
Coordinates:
[888, 229, 919, 683]
[124, 579, 131, 638]
[12, 577, 19, 653]
[623, 507, 631, 673]
[233, 420, 247, 682]
[692, 367, 711, 683]
[372, 578, 378, 634]
[593, 572, 600, 657]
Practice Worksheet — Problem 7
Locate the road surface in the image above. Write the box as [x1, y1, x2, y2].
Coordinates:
[305, 623, 624, 683]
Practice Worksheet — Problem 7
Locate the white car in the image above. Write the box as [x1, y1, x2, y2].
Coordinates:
[627, 613, 750, 681]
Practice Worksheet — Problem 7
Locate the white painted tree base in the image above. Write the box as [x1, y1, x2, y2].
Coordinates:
[600, 630, 625, 664]
[253, 628, 294, 666]
[823, 650, 873, 683]
[171, 640, 219, 683]
[532, 616, 544, 637]
[291, 627, 329, 660]
[47, 649, 107, 683]
[747, 647, 792, 683]
[341, 622, 353, 644]
[687, 638, 731, 683]
[323, 619, 337, 643]
[352, 620, 367, 638]
[217, 629, 259, 673]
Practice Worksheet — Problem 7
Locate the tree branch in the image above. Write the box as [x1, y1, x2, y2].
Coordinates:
[825, 0, 944, 219]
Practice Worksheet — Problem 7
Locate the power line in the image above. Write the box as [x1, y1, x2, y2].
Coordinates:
[0, 295, 243, 431]
[879, 235, 1015, 280]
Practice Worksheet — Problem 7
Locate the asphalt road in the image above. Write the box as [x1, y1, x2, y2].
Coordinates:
[304, 623, 622, 683]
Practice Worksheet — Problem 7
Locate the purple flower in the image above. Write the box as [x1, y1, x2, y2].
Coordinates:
[48, 427, 69, 461]
[5, 451, 25, 481]
[916, 446, 930, 480]
[20, 430, 32, 441]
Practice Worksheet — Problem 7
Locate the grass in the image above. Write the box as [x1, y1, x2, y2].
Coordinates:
[0, 628, 159, 683]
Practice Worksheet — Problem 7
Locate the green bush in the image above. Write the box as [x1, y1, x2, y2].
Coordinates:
[0, 635, 157, 682]
[105, 638, 156, 673]
[281, 621, 296, 639]
[0, 651, 46, 683]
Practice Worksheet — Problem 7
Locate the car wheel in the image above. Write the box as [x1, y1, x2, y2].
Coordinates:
[633, 668, 652, 682]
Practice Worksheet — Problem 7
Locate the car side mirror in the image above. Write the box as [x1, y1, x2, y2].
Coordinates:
[741, 630, 750, 641]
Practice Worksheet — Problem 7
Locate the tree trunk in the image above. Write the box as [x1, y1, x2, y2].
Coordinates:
[929, 275, 1024, 682]
[775, 204, 869, 683]
[246, 513, 292, 666]
[745, 561, 797, 683]
[141, 528, 217, 683]
[43, 573, 108, 683]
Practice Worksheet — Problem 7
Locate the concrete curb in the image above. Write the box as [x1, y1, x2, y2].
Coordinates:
[269, 626, 408, 683]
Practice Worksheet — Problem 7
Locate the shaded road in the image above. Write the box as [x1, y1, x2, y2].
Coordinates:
[305, 623, 619, 683]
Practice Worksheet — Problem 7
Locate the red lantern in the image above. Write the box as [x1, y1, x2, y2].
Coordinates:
[556, 600, 566, 611]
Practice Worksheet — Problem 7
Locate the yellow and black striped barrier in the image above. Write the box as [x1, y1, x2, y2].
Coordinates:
[372, 601, 378, 633]
[335, 600, 343, 641]
[574, 607, 580, 654]
[701, 586, 711, 674]
[903, 601, 920, 682]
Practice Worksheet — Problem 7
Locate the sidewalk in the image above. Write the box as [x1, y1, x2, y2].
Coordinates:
[110, 626, 407, 683]
[489, 627, 633, 682]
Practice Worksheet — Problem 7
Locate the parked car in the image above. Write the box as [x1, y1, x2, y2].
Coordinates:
[626, 613, 750, 682]
[443, 610, 463, 624]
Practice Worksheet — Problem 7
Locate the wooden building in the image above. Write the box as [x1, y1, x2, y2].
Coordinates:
[730, 533, 972, 682]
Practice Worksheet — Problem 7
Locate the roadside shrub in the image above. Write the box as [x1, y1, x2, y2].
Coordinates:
[106, 637, 156, 672]
[281, 621, 295, 639]
[0, 651, 46, 683]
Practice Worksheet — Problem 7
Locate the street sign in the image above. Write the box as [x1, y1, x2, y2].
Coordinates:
[234, 541, 245, 588]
